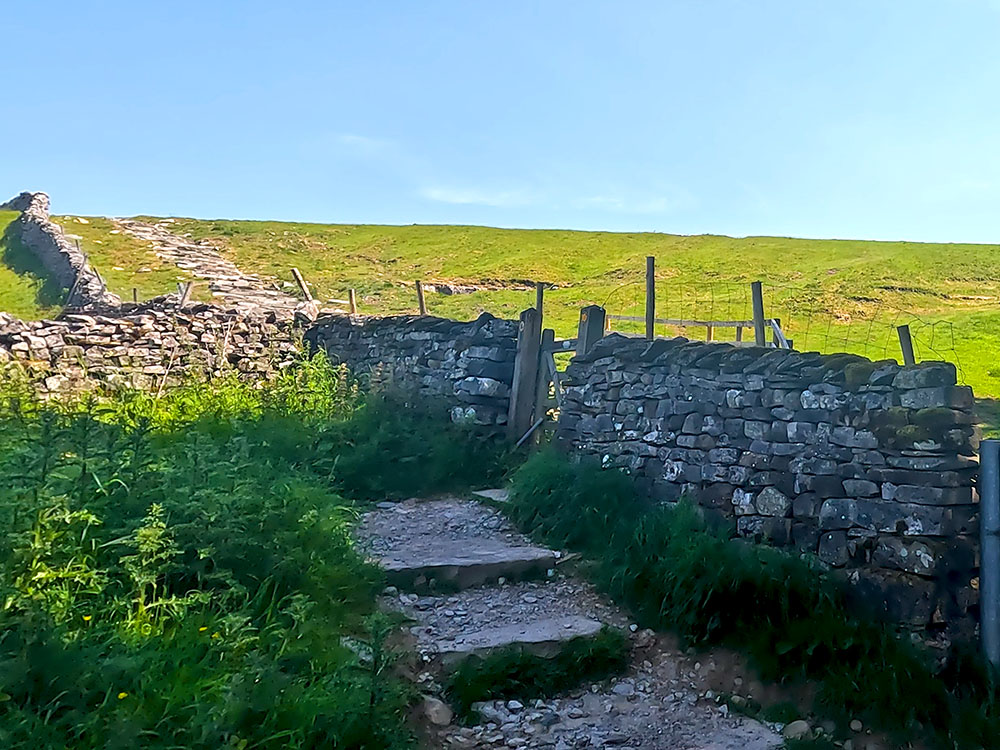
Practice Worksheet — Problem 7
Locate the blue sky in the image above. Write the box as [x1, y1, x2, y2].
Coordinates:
[3, 1, 1000, 242]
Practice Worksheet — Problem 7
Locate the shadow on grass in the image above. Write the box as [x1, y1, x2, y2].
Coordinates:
[2, 219, 67, 308]
[976, 398, 1000, 440]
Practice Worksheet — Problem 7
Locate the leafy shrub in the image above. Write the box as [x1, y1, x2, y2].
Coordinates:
[0, 352, 506, 749]
[507, 450, 1000, 749]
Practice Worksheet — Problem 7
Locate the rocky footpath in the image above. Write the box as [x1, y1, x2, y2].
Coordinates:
[116, 218, 305, 316]
[557, 334, 979, 634]
[357, 496, 794, 749]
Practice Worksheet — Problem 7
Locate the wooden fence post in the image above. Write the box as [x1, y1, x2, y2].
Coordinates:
[508, 308, 542, 441]
[535, 281, 545, 328]
[416, 281, 427, 315]
[132, 288, 138, 304]
[645, 256, 655, 340]
[177, 281, 194, 307]
[897, 324, 916, 366]
[291, 268, 313, 302]
[577, 305, 607, 357]
[349, 288, 358, 314]
[751, 281, 767, 346]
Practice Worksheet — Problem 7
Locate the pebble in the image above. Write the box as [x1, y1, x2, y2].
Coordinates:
[782, 720, 811, 740]
[850, 719, 864, 732]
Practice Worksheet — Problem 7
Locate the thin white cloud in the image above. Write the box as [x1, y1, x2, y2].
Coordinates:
[330, 133, 395, 155]
[572, 187, 697, 215]
[419, 185, 536, 208]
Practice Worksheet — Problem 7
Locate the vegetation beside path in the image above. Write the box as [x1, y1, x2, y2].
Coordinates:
[505, 450, 1000, 750]
[0, 354, 505, 749]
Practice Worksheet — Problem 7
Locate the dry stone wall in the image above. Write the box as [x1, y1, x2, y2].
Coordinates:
[556, 334, 979, 634]
[1, 192, 121, 309]
[305, 312, 518, 426]
[0, 303, 299, 393]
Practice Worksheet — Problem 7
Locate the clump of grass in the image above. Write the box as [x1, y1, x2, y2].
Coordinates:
[505, 450, 1000, 749]
[446, 627, 629, 716]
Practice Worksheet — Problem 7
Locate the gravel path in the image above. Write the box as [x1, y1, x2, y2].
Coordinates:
[359, 496, 785, 749]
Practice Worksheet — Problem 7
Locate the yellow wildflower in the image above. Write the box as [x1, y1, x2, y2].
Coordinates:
[83, 615, 92, 622]
[117, 692, 128, 700]
[199, 626, 208, 632]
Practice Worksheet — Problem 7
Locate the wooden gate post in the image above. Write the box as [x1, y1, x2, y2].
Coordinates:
[751, 281, 767, 346]
[415, 281, 428, 315]
[645, 256, 656, 340]
[897, 324, 916, 366]
[577, 305, 607, 357]
[531, 328, 557, 448]
[507, 308, 542, 441]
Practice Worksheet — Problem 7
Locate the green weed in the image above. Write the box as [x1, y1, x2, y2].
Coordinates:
[0, 352, 505, 748]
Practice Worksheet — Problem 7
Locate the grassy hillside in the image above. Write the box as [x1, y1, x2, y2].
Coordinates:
[0, 211, 64, 319]
[8, 213, 1000, 398]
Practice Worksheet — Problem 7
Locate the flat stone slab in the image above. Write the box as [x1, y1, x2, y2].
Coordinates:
[437, 615, 603, 666]
[380, 538, 556, 590]
[471, 488, 510, 503]
[358, 497, 558, 591]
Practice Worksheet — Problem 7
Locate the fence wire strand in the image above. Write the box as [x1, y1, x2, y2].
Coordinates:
[601, 278, 967, 385]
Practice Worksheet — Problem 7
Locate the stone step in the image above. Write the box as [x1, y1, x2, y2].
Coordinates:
[379, 537, 557, 591]
[390, 577, 625, 670]
[433, 615, 604, 668]
[359, 498, 560, 592]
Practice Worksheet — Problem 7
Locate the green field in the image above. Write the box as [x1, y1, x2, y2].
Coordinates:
[5, 213, 1000, 397]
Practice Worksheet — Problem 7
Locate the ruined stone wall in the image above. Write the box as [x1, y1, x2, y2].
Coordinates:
[556, 334, 978, 633]
[0, 303, 299, 393]
[305, 312, 518, 426]
[1, 191, 121, 309]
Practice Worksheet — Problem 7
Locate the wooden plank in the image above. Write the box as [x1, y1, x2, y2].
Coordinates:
[507, 308, 542, 441]
[416, 280, 428, 315]
[751, 281, 767, 346]
[645, 256, 655, 340]
[291, 268, 313, 301]
[543, 338, 578, 353]
[735, 325, 743, 342]
[576, 305, 607, 357]
[535, 282, 545, 328]
[349, 288, 358, 314]
[706, 324, 713, 342]
[532, 328, 556, 447]
[897, 324, 916, 366]
[547, 355, 563, 407]
[770, 318, 790, 349]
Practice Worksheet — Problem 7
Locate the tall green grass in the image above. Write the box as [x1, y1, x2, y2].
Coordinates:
[0, 354, 507, 749]
[506, 451, 1000, 749]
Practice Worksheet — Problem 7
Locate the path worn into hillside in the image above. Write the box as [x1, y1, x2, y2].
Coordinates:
[116, 218, 303, 315]
[358, 496, 785, 750]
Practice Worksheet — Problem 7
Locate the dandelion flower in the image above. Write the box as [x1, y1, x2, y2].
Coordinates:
[118, 692, 128, 700]
[199, 626, 208, 632]
[83, 615, 92, 622]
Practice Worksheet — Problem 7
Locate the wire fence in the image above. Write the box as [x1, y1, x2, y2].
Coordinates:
[602, 279, 968, 385]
